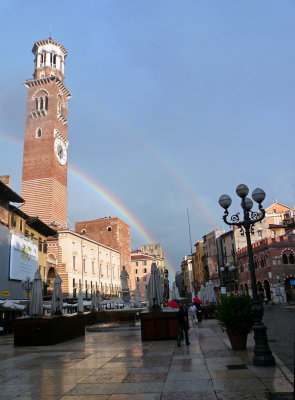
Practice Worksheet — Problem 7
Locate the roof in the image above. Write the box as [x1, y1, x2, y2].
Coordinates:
[265, 202, 291, 212]
[0, 181, 24, 203]
[9, 205, 57, 237]
[32, 38, 67, 57]
[131, 254, 155, 261]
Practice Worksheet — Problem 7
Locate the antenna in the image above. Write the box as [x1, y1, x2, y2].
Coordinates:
[49, 23, 52, 39]
[187, 208, 193, 255]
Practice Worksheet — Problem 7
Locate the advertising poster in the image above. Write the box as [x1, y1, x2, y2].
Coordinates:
[9, 233, 38, 281]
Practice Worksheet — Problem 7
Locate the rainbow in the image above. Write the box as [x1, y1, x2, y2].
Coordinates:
[0, 132, 177, 274]
[83, 108, 221, 229]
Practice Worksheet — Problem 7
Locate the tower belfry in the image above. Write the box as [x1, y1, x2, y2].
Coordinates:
[21, 38, 71, 229]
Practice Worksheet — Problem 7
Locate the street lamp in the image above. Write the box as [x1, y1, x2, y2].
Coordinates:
[22, 276, 33, 315]
[218, 184, 275, 366]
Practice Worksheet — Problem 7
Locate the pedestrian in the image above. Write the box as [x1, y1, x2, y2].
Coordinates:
[263, 296, 269, 308]
[176, 303, 190, 347]
[196, 303, 203, 324]
[189, 303, 197, 325]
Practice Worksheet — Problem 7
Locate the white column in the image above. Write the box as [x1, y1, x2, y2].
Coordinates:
[37, 53, 41, 68]
[56, 55, 61, 70]
[61, 60, 64, 74]
[45, 52, 51, 67]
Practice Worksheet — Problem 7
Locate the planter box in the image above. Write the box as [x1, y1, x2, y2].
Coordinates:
[84, 311, 106, 325]
[141, 311, 178, 341]
[14, 314, 85, 346]
[105, 309, 142, 324]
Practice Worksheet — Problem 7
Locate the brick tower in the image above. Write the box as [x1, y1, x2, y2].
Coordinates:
[21, 38, 71, 229]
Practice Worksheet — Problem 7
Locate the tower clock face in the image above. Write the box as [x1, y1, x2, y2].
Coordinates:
[54, 138, 67, 165]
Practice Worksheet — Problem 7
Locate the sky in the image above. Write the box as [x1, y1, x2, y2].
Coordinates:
[0, 0, 295, 276]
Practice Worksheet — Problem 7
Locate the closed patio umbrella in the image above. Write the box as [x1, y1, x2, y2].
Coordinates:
[50, 276, 63, 315]
[77, 290, 84, 313]
[146, 263, 163, 311]
[29, 270, 43, 316]
[205, 280, 216, 304]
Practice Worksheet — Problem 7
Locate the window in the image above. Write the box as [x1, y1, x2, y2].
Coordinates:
[143, 268, 147, 273]
[92, 261, 95, 274]
[36, 128, 42, 138]
[35, 95, 48, 111]
[83, 259, 86, 272]
[107, 226, 112, 232]
[38, 238, 43, 252]
[19, 219, 23, 232]
[11, 214, 16, 228]
[289, 253, 294, 264]
[43, 241, 47, 253]
[136, 277, 139, 282]
[73, 278, 76, 288]
[73, 256, 76, 270]
[283, 254, 288, 264]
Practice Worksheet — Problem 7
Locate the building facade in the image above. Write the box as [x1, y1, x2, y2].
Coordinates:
[75, 217, 131, 275]
[237, 234, 295, 302]
[0, 178, 56, 299]
[192, 240, 205, 291]
[47, 230, 121, 298]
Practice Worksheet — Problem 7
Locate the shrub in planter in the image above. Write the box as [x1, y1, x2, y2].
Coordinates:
[216, 295, 254, 350]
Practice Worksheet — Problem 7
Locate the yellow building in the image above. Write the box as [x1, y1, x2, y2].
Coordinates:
[193, 240, 206, 290]
[8, 205, 56, 282]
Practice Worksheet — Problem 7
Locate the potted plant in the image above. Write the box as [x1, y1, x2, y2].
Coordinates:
[216, 294, 254, 350]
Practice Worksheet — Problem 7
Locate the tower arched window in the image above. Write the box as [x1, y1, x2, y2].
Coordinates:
[289, 253, 294, 264]
[35, 95, 48, 112]
[282, 254, 288, 264]
[36, 128, 42, 138]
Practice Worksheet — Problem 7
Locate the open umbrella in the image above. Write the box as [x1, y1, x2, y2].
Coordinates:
[193, 297, 202, 304]
[50, 276, 63, 315]
[166, 300, 179, 309]
[146, 263, 163, 310]
[29, 270, 43, 316]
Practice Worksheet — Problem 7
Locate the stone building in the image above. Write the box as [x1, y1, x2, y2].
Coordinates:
[202, 229, 224, 285]
[47, 230, 121, 298]
[192, 240, 206, 291]
[237, 234, 295, 302]
[0, 178, 56, 299]
[75, 217, 131, 275]
[181, 255, 194, 298]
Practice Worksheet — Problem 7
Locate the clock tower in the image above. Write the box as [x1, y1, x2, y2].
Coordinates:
[21, 38, 71, 229]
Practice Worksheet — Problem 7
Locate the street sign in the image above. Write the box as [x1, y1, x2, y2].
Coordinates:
[1, 291, 10, 296]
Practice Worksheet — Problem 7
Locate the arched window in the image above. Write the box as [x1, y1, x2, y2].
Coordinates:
[254, 258, 259, 269]
[36, 128, 42, 138]
[283, 254, 288, 264]
[289, 253, 294, 264]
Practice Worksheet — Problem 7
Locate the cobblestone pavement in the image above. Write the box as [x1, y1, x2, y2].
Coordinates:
[262, 302, 295, 374]
[0, 319, 293, 399]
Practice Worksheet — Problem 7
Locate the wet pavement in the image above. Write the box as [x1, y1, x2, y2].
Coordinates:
[0, 319, 293, 399]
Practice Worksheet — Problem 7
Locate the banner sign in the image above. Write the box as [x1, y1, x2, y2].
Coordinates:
[9, 234, 38, 281]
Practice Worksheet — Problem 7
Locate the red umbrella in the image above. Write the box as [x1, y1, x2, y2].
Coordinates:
[166, 301, 180, 309]
[193, 297, 202, 304]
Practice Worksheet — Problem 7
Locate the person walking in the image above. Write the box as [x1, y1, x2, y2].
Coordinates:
[177, 304, 190, 347]
[189, 303, 197, 325]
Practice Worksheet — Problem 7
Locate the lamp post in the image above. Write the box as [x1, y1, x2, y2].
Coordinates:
[22, 276, 33, 315]
[218, 184, 275, 366]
